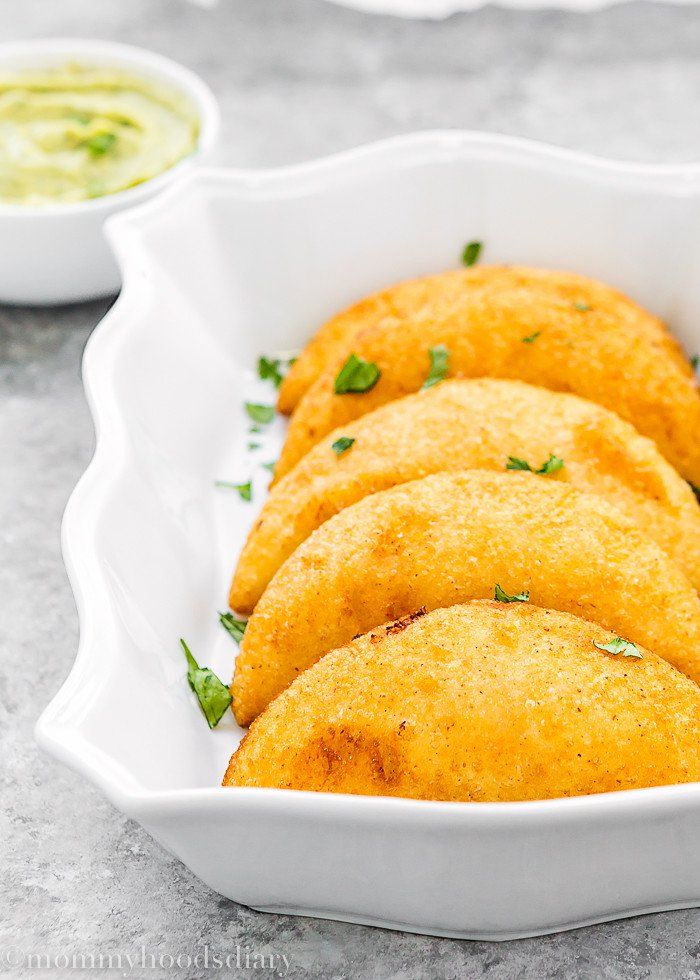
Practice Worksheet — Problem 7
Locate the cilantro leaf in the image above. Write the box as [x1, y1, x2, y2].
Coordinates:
[83, 132, 117, 157]
[593, 637, 643, 659]
[257, 356, 284, 388]
[215, 480, 252, 501]
[219, 612, 247, 643]
[537, 453, 564, 475]
[494, 583, 530, 603]
[245, 402, 275, 425]
[334, 354, 381, 394]
[573, 302, 591, 312]
[258, 355, 297, 389]
[506, 456, 532, 472]
[506, 454, 564, 476]
[462, 241, 482, 267]
[261, 461, 276, 473]
[180, 638, 232, 728]
[422, 344, 450, 390]
[522, 331, 541, 344]
[332, 436, 355, 455]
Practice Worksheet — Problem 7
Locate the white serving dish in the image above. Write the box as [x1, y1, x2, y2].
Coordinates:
[0, 39, 220, 305]
[36, 131, 700, 940]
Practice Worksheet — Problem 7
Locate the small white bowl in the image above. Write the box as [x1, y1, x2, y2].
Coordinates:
[0, 38, 221, 305]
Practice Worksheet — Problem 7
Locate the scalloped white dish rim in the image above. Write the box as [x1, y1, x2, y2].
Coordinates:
[320, 0, 700, 17]
[34, 130, 700, 938]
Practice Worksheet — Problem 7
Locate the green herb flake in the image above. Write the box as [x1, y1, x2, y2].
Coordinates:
[258, 355, 294, 389]
[219, 612, 247, 644]
[691, 354, 699, 372]
[506, 454, 564, 476]
[593, 637, 643, 659]
[83, 132, 117, 157]
[422, 344, 450, 390]
[506, 456, 533, 472]
[462, 241, 483, 267]
[332, 436, 355, 456]
[180, 638, 232, 728]
[522, 331, 541, 344]
[261, 461, 276, 473]
[245, 402, 275, 425]
[68, 110, 92, 125]
[494, 583, 530, 603]
[334, 354, 381, 395]
[537, 453, 564, 476]
[247, 442, 261, 451]
[215, 480, 252, 501]
[573, 302, 591, 312]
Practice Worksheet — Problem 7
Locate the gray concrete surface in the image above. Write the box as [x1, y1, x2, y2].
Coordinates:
[2, 0, 700, 976]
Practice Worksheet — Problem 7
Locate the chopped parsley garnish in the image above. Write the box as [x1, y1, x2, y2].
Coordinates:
[247, 441, 261, 451]
[506, 453, 564, 476]
[691, 354, 699, 372]
[219, 612, 247, 643]
[215, 480, 252, 501]
[334, 354, 381, 394]
[332, 436, 355, 455]
[522, 331, 541, 344]
[261, 461, 276, 473]
[422, 344, 450, 390]
[494, 583, 530, 603]
[593, 637, 643, 659]
[83, 132, 117, 157]
[462, 241, 482, 267]
[245, 402, 275, 425]
[180, 639, 232, 728]
[573, 302, 591, 312]
[258, 355, 296, 389]
[506, 456, 532, 472]
[258, 356, 284, 387]
[537, 453, 565, 475]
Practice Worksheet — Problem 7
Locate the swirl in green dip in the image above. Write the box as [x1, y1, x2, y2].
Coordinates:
[0, 64, 200, 204]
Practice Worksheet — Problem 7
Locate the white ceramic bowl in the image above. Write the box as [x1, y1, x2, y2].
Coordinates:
[35, 132, 700, 939]
[0, 39, 220, 305]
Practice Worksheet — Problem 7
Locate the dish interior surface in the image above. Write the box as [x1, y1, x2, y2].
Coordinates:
[36, 132, 700, 937]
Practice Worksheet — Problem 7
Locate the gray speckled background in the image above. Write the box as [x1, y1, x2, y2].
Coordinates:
[3, 1, 700, 976]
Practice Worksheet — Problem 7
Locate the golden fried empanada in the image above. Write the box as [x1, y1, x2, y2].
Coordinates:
[232, 471, 700, 725]
[225, 602, 700, 801]
[231, 379, 700, 612]
[274, 267, 700, 482]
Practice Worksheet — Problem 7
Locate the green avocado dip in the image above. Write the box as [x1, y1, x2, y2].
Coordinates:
[0, 64, 200, 204]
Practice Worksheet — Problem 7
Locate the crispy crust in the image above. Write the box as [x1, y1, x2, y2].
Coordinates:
[224, 601, 700, 802]
[230, 379, 700, 612]
[273, 266, 700, 482]
[231, 471, 700, 726]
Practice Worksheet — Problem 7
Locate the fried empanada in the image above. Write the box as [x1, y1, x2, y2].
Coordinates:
[273, 267, 700, 482]
[232, 471, 700, 725]
[231, 379, 700, 612]
[224, 602, 700, 801]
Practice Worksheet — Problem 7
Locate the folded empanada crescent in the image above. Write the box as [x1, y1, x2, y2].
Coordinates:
[230, 379, 700, 612]
[231, 471, 700, 725]
[274, 267, 700, 482]
[224, 602, 700, 802]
